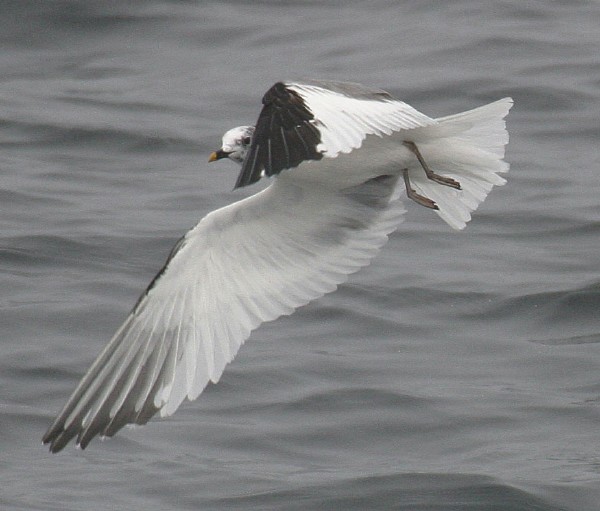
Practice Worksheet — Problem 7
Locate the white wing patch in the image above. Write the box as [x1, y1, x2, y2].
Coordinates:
[288, 82, 436, 158]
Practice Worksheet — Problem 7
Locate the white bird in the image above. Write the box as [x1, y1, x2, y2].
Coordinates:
[43, 80, 512, 452]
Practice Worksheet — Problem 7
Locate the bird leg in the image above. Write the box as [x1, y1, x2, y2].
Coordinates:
[403, 141, 461, 190]
[402, 169, 438, 210]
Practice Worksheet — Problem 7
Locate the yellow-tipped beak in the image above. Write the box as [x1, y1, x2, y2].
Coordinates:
[209, 149, 229, 162]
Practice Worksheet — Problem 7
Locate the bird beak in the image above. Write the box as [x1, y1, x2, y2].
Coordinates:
[208, 149, 229, 162]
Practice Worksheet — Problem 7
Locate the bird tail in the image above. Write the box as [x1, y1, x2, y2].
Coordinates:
[407, 97, 513, 230]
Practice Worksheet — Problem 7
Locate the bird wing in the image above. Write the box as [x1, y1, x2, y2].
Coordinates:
[235, 80, 437, 188]
[43, 172, 406, 452]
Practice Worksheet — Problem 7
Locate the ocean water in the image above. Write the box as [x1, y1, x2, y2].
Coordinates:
[2, 1, 600, 509]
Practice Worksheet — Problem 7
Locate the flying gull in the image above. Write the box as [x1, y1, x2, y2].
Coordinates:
[43, 80, 513, 452]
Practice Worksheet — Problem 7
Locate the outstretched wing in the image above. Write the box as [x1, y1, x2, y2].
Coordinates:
[235, 80, 437, 188]
[43, 172, 406, 452]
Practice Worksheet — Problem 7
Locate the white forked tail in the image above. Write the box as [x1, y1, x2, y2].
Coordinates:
[409, 98, 513, 230]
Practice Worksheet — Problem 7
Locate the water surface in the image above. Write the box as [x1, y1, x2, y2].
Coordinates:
[2, 1, 600, 509]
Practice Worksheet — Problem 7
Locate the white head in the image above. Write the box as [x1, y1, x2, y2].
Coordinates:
[209, 126, 254, 165]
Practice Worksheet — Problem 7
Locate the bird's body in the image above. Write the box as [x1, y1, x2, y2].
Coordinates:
[43, 80, 512, 452]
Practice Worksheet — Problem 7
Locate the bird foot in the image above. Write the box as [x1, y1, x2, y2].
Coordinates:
[402, 169, 438, 210]
[403, 141, 462, 190]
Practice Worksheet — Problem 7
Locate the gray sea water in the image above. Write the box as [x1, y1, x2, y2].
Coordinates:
[2, 1, 600, 509]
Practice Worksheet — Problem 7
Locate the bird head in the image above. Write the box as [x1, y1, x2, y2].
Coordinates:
[209, 126, 254, 165]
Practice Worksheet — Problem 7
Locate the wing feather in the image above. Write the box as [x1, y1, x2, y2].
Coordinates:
[43, 173, 405, 452]
[288, 80, 436, 158]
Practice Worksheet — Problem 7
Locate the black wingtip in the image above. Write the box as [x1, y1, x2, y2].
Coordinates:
[44, 430, 75, 454]
[234, 140, 263, 189]
[234, 81, 323, 188]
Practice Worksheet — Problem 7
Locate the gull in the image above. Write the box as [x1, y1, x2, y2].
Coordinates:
[43, 80, 512, 452]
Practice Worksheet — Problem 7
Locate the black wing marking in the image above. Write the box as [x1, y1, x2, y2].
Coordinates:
[234, 82, 323, 189]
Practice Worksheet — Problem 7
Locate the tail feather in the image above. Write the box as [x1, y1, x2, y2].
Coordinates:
[409, 98, 513, 230]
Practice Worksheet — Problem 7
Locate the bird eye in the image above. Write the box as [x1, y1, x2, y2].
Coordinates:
[242, 136, 251, 145]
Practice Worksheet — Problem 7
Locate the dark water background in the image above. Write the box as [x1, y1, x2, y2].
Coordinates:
[2, 1, 600, 509]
